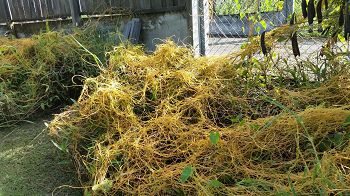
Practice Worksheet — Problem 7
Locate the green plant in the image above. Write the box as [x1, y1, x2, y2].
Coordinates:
[215, 0, 283, 15]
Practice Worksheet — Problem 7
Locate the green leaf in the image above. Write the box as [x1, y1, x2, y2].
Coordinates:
[250, 124, 260, 131]
[209, 179, 223, 188]
[256, 26, 261, 34]
[276, 1, 284, 10]
[231, 114, 243, 124]
[312, 162, 321, 181]
[288, 174, 297, 196]
[237, 178, 272, 191]
[92, 179, 113, 193]
[84, 190, 93, 196]
[210, 132, 220, 145]
[241, 26, 245, 34]
[260, 20, 267, 30]
[334, 133, 343, 146]
[40, 103, 46, 110]
[240, 13, 245, 19]
[343, 116, 350, 126]
[277, 37, 288, 43]
[180, 165, 194, 183]
[51, 140, 68, 153]
[338, 34, 346, 43]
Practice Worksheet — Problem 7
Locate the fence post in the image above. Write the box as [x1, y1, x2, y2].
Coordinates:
[69, 0, 82, 27]
[192, 0, 209, 56]
[192, 0, 200, 56]
[201, 0, 210, 56]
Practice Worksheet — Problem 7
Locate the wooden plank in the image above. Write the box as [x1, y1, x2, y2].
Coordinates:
[59, 0, 66, 17]
[37, 0, 43, 18]
[32, 0, 42, 19]
[46, 0, 54, 18]
[92, 0, 100, 13]
[160, 0, 175, 8]
[27, 0, 37, 19]
[173, 0, 178, 6]
[85, 0, 94, 14]
[151, 0, 162, 9]
[27, 0, 34, 19]
[0, 0, 10, 23]
[178, 0, 186, 6]
[30, 0, 40, 20]
[166, 0, 174, 7]
[161, 0, 166, 8]
[90, 0, 96, 14]
[13, 0, 23, 20]
[61, 0, 72, 17]
[83, 0, 90, 14]
[9, 0, 25, 21]
[78, 0, 86, 13]
[128, 0, 134, 9]
[7, 0, 16, 20]
[21, 0, 30, 19]
[47, 0, 55, 18]
[110, 0, 118, 7]
[40, 0, 48, 18]
[56, 0, 67, 18]
[132, 0, 141, 10]
[120, 0, 130, 10]
[103, 0, 110, 13]
[22, 0, 29, 20]
[97, 0, 133, 14]
[139, 0, 151, 10]
[81, 0, 97, 14]
[52, 0, 61, 17]
[3, 0, 188, 22]
[134, 5, 185, 14]
[69, 0, 81, 26]
[41, 0, 55, 18]
[9, 0, 188, 22]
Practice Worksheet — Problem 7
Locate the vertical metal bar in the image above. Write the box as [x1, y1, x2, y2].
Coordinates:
[198, 0, 209, 56]
[198, 0, 205, 56]
[192, 0, 200, 56]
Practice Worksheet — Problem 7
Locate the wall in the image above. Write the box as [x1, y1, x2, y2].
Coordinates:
[140, 11, 191, 51]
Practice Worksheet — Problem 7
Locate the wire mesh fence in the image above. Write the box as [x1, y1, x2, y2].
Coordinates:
[192, 0, 293, 56]
[192, 0, 348, 65]
[191, 0, 350, 83]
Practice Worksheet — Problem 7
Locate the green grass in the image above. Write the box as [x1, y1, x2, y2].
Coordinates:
[0, 116, 81, 196]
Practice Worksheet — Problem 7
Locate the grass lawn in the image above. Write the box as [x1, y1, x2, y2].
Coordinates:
[0, 116, 81, 196]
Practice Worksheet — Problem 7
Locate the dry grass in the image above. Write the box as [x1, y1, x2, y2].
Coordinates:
[48, 41, 350, 195]
[0, 31, 108, 126]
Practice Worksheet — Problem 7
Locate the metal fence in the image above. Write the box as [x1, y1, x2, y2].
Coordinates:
[193, 0, 294, 56]
[192, 0, 346, 76]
